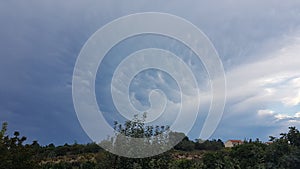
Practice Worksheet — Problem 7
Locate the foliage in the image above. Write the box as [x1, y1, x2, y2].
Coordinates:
[0, 122, 38, 169]
[201, 127, 300, 169]
[264, 126, 300, 169]
[174, 136, 195, 151]
[195, 139, 224, 151]
[1, 121, 300, 169]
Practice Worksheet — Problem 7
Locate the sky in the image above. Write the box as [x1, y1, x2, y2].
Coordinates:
[1, 0, 300, 145]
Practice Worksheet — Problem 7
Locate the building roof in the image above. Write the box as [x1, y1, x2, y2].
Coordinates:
[227, 140, 243, 143]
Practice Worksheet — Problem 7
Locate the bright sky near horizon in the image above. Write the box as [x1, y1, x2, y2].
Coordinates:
[1, 1, 300, 145]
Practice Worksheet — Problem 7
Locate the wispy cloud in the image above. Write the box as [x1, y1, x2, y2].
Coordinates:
[213, 31, 300, 140]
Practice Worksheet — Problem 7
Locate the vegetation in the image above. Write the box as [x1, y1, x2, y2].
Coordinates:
[1, 119, 300, 169]
[200, 127, 300, 169]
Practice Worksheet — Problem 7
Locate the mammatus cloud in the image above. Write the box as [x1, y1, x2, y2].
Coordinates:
[1, 0, 300, 144]
[101, 30, 300, 141]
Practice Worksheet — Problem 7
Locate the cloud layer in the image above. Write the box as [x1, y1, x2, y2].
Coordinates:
[1, 0, 300, 144]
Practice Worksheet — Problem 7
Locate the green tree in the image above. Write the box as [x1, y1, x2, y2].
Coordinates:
[202, 150, 240, 169]
[195, 139, 224, 151]
[98, 113, 173, 169]
[0, 122, 38, 169]
[174, 136, 195, 151]
[265, 126, 300, 169]
[230, 142, 266, 169]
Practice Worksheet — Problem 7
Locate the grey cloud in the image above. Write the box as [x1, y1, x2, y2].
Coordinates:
[1, 0, 300, 143]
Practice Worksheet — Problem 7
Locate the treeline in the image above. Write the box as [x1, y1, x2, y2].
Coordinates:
[0, 121, 219, 169]
[202, 127, 300, 169]
[1, 120, 300, 169]
[175, 137, 224, 151]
